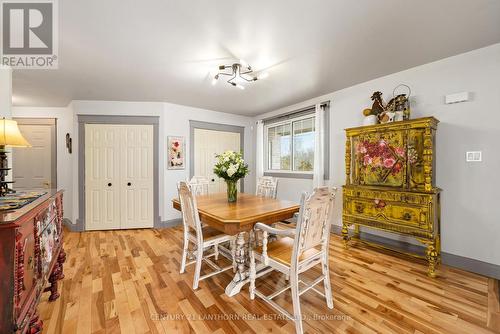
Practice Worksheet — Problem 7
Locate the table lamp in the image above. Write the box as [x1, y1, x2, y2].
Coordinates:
[0, 118, 31, 196]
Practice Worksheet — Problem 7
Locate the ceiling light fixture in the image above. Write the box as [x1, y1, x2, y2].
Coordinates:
[212, 61, 268, 89]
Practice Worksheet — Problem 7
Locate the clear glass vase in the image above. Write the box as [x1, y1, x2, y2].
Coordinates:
[226, 180, 238, 202]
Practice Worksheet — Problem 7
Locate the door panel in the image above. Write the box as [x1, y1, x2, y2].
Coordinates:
[85, 124, 121, 230]
[193, 128, 241, 194]
[120, 125, 154, 229]
[13, 124, 54, 190]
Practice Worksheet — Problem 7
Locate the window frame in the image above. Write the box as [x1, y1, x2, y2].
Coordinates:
[263, 113, 316, 179]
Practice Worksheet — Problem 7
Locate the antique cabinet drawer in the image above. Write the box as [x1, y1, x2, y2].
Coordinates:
[37, 199, 57, 235]
[343, 187, 432, 205]
[344, 196, 430, 230]
[35, 198, 62, 283]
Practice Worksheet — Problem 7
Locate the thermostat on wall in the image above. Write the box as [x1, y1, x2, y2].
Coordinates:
[445, 92, 470, 104]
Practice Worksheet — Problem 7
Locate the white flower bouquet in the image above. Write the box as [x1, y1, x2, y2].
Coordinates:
[213, 151, 249, 202]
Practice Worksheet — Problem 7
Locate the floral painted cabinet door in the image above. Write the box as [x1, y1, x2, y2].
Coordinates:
[353, 130, 407, 187]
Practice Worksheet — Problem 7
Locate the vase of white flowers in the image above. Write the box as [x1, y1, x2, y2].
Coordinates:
[213, 151, 249, 202]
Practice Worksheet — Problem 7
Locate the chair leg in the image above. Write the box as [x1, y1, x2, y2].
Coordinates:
[193, 246, 203, 290]
[214, 244, 219, 261]
[230, 238, 237, 273]
[322, 254, 334, 309]
[290, 273, 304, 334]
[180, 237, 189, 274]
[249, 249, 256, 300]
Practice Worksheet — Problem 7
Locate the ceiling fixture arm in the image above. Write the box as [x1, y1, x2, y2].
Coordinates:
[212, 61, 268, 88]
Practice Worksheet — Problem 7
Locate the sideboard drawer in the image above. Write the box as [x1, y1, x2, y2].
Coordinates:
[344, 196, 430, 230]
[37, 199, 57, 235]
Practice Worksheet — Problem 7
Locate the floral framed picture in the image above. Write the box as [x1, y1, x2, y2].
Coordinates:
[167, 136, 185, 170]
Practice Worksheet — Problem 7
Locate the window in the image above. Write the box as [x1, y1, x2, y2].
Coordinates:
[265, 114, 315, 173]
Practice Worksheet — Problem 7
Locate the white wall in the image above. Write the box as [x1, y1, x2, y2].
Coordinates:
[255, 43, 500, 266]
[11, 106, 75, 220]
[71, 100, 254, 223]
[11, 100, 253, 226]
[0, 66, 12, 118]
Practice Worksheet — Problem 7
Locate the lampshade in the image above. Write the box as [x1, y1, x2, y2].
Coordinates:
[0, 119, 31, 147]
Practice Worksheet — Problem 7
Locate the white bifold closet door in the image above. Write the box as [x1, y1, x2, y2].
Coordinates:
[85, 124, 154, 230]
[193, 128, 241, 194]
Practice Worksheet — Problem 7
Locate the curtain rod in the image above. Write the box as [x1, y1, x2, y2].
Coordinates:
[260, 101, 330, 123]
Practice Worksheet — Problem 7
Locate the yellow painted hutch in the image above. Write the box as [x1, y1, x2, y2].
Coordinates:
[342, 117, 441, 277]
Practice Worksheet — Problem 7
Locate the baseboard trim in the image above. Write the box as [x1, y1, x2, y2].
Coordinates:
[157, 218, 182, 228]
[63, 219, 83, 232]
[331, 225, 500, 280]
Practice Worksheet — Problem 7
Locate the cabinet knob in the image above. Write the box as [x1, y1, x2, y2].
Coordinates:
[107, 183, 112, 187]
[127, 182, 131, 186]
[211, 179, 215, 182]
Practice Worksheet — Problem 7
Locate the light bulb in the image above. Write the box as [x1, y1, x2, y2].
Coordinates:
[211, 77, 218, 86]
[236, 84, 245, 90]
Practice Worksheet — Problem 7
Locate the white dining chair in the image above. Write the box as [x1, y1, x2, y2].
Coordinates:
[256, 176, 278, 199]
[275, 187, 338, 231]
[187, 175, 210, 196]
[249, 187, 335, 334]
[253, 176, 279, 245]
[177, 181, 235, 289]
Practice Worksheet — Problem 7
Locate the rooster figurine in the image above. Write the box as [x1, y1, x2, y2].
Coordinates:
[370, 91, 386, 116]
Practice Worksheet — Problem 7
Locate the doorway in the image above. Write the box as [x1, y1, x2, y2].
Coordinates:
[78, 115, 159, 231]
[12, 118, 57, 190]
[190, 121, 245, 193]
[85, 124, 154, 230]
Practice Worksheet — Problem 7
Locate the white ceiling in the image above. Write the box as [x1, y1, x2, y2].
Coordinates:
[12, 0, 500, 115]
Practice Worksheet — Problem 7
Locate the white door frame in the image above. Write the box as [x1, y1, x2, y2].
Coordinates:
[13, 117, 57, 189]
[77, 115, 160, 232]
[189, 120, 245, 192]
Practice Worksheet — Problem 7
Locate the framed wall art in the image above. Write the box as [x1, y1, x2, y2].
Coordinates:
[167, 136, 185, 170]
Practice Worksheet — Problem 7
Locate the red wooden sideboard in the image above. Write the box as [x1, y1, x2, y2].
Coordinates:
[0, 190, 65, 334]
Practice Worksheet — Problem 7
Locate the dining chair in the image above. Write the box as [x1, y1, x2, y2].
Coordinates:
[249, 187, 335, 334]
[177, 181, 235, 289]
[187, 175, 210, 196]
[253, 176, 279, 245]
[275, 186, 338, 231]
[256, 176, 278, 199]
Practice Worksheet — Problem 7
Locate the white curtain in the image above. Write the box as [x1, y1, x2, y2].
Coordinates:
[255, 120, 264, 184]
[313, 104, 325, 188]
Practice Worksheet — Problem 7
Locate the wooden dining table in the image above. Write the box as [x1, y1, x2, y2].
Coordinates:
[172, 192, 300, 296]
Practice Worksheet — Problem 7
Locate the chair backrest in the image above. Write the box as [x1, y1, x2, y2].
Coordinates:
[177, 181, 203, 239]
[292, 187, 336, 265]
[188, 176, 209, 196]
[256, 176, 278, 199]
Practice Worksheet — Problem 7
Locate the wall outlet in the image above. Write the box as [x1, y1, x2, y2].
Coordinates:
[466, 151, 482, 162]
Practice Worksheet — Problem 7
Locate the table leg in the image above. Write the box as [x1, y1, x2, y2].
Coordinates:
[225, 231, 274, 297]
[235, 232, 246, 281]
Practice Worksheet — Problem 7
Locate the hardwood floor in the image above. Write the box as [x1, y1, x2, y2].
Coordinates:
[39, 227, 500, 334]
